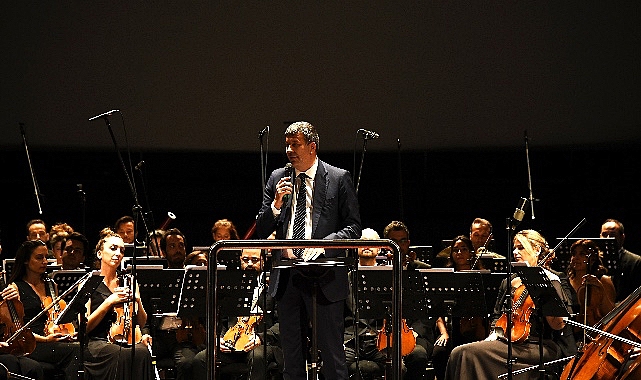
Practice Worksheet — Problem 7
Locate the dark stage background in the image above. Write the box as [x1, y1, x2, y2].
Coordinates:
[1, 143, 639, 264]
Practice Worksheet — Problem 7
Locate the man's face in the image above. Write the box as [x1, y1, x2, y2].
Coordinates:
[387, 230, 410, 256]
[28, 223, 49, 242]
[116, 221, 135, 244]
[600, 222, 624, 248]
[240, 249, 262, 272]
[164, 234, 186, 268]
[470, 223, 491, 250]
[62, 239, 85, 269]
[286, 133, 316, 172]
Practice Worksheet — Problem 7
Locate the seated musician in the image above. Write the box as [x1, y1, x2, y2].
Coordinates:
[84, 228, 153, 380]
[349, 226, 439, 380]
[152, 228, 205, 380]
[567, 239, 616, 332]
[431, 235, 487, 380]
[7, 240, 81, 380]
[445, 229, 575, 380]
[193, 248, 281, 380]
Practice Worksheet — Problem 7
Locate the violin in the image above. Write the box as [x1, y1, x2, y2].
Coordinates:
[222, 315, 262, 351]
[376, 318, 416, 356]
[43, 277, 75, 337]
[0, 273, 36, 356]
[560, 286, 641, 379]
[108, 274, 142, 345]
[494, 283, 535, 343]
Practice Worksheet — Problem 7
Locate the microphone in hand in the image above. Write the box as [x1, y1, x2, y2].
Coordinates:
[282, 163, 294, 204]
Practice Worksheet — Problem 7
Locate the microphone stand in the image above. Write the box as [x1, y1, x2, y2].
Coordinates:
[96, 112, 148, 378]
[354, 132, 372, 196]
[505, 198, 528, 380]
[525, 130, 536, 220]
[19, 123, 44, 215]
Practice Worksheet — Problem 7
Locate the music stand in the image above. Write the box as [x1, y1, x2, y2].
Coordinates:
[417, 269, 487, 318]
[52, 270, 91, 303]
[55, 273, 104, 380]
[512, 265, 571, 380]
[273, 257, 350, 379]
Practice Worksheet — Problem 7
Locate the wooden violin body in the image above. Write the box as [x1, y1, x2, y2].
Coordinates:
[561, 287, 641, 379]
[222, 315, 262, 351]
[495, 284, 535, 343]
[377, 318, 416, 357]
[43, 278, 75, 337]
[108, 275, 142, 345]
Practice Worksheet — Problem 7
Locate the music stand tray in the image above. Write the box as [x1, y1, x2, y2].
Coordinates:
[417, 269, 487, 318]
[52, 270, 91, 304]
[55, 273, 104, 325]
[136, 268, 185, 315]
[178, 266, 257, 319]
[512, 266, 570, 318]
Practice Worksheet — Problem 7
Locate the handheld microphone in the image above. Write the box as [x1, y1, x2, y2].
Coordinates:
[282, 163, 294, 204]
[357, 129, 380, 139]
[88, 109, 119, 121]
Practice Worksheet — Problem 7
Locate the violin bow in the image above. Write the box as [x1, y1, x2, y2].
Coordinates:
[537, 218, 586, 267]
[7, 272, 92, 343]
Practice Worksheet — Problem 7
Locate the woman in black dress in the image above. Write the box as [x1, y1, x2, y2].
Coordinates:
[7, 239, 80, 380]
[84, 228, 153, 380]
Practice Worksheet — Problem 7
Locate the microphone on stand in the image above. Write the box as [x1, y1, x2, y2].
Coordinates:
[510, 197, 528, 230]
[259, 125, 270, 138]
[88, 109, 120, 121]
[357, 128, 380, 139]
[135, 161, 145, 171]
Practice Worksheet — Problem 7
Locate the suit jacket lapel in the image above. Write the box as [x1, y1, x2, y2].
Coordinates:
[312, 160, 328, 238]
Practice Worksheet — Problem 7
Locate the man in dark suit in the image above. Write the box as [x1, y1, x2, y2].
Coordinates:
[255, 121, 361, 380]
[600, 219, 641, 303]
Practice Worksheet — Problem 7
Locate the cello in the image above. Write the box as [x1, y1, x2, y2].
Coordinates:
[0, 272, 36, 356]
[560, 285, 641, 379]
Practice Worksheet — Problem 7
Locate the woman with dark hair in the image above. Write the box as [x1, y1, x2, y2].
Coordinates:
[83, 228, 153, 380]
[567, 239, 616, 330]
[7, 239, 81, 380]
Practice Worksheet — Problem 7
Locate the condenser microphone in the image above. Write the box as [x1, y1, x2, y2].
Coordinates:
[511, 197, 528, 229]
[88, 109, 119, 121]
[259, 125, 270, 138]
[135, 161, 145, 171]
[357, 129, 380, 139]
[282, 163, 294, 204]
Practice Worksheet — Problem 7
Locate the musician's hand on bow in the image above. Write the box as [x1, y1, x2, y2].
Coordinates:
[242, 334, 261, 352]
[302, 247, 324, 261]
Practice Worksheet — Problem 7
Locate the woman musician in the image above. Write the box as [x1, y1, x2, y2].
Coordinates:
[84, 228, 153, 380]
[444, 230, 576, 380]
[5, 240, 80, 380]
[567, 239, 616, 335]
